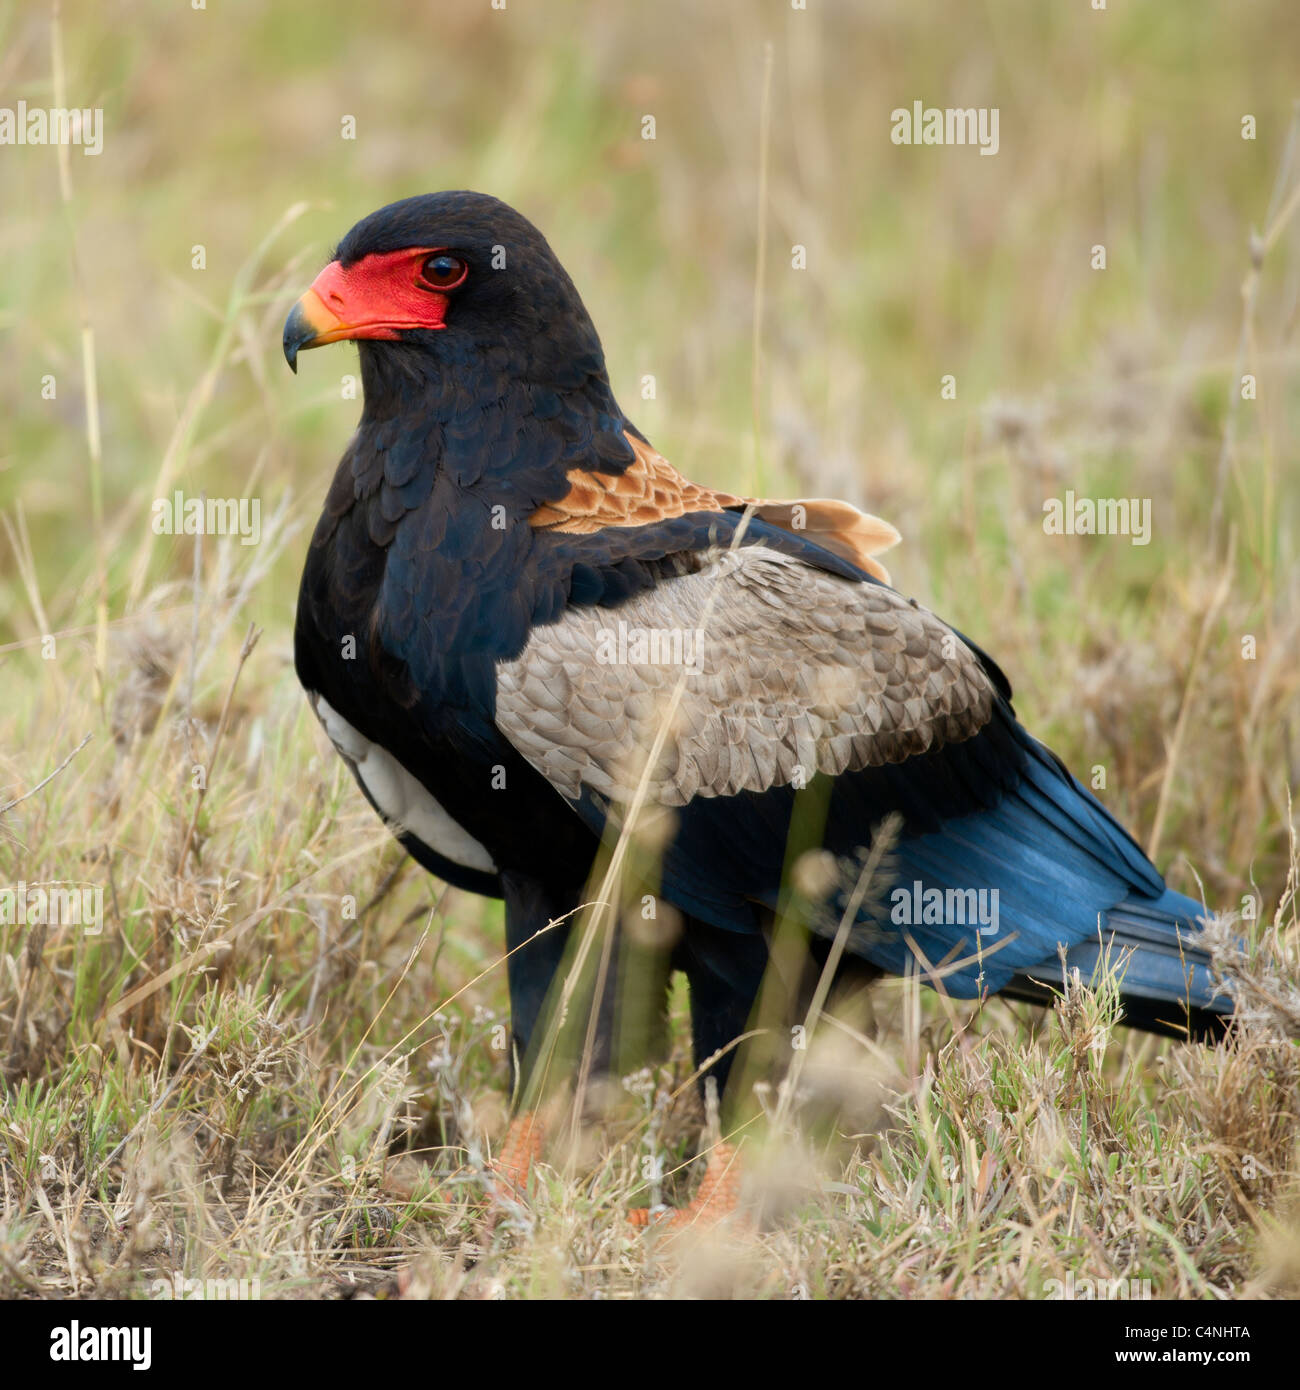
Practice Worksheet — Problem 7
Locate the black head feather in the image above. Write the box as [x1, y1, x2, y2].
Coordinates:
[335, 191, 614, 408]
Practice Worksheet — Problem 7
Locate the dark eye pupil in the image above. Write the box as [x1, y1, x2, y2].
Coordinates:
[424, 254, 463, 286]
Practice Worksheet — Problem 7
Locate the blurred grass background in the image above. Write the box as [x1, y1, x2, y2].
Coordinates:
[0, 0, 1298, 1299]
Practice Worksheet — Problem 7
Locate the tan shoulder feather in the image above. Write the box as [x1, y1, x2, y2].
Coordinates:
[529, 432, 901, 582]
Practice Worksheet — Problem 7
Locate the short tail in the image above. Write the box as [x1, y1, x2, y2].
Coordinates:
[1004, 886, 1233, 1040]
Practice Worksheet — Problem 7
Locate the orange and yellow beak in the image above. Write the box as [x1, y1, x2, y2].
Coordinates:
[284, 261, 389, 372]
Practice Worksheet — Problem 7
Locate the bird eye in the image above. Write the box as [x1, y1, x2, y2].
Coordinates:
[419, 253, 468, 290]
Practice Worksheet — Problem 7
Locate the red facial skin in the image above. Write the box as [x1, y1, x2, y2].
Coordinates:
[291, 247, 467, 346]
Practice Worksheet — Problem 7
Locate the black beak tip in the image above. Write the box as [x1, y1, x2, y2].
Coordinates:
[282, 302, 310, 374]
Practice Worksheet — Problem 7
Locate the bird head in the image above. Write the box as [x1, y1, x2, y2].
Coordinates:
[283, 191, 610, 395]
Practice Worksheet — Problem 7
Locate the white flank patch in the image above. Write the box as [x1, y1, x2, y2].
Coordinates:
[311, 693, 497, 874]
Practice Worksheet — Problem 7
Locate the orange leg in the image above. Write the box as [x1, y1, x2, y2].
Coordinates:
[629, 1141, 744, 1229]
[491, 1111, 544, 1197]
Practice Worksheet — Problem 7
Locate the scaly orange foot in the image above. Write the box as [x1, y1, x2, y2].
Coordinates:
[629, 1141, 744, 1229]
[489, 1111, 544, 1199]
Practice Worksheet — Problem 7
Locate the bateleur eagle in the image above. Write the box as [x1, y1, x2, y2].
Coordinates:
[284, 192, 1229, 1197]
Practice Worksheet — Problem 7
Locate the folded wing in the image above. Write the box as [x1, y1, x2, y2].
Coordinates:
[496, 545, 994, 808]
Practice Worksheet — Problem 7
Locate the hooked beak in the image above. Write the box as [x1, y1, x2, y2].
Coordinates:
[282, 288, 342, 373]
[282, 259, 407, 372]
